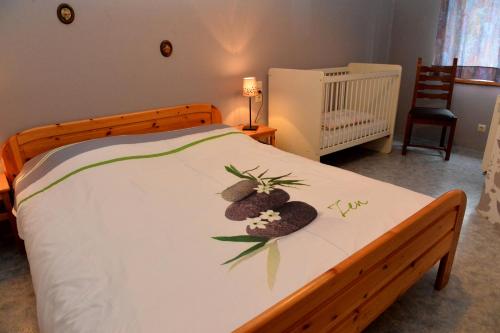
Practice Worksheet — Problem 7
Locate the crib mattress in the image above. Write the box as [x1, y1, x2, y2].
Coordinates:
[322, 118, 389, 147]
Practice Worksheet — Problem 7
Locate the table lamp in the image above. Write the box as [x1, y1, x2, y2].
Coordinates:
[242, 77, 259, 130]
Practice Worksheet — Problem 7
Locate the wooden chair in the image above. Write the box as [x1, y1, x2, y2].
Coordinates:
[402, 57, 458, 160]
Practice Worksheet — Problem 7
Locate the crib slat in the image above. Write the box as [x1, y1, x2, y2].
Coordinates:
[341, 81, 346, 144]
[363, 79, 368, 138]
[373, 78, 378, 135]
[390, 77, 398, 133]
[385, 78, 392, 133]
[334, 81, 340, 147]
[340, 81, 346, 145]
[348, 80, 353, 142]
[347, 81, 352, 143]
[357, 80, 364, 139]
[362, 79, 368, 139]
[345, 80, 350, 144]
[381, 78, 387, 133]
[369, 78, 375, 137]
[354, 79, 360, 141]
[328, 82, 333, 148]
[345, 81, 350, 143]
[354, 80, 359, 142]
[326, 83, 335, 147]
[377, 78, 383, 135]
[347, 81, 355, 141]
[381, 79, 385, 134]
[383, 78, 389, 133]
[322, 83, 328, 149]
[377, 78, 383, 134]
[351, 80, 356, 142]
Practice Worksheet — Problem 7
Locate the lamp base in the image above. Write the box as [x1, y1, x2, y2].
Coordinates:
[242, 125, 259, 131]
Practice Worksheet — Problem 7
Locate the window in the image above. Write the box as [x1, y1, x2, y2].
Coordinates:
[434, 0, 500, 83]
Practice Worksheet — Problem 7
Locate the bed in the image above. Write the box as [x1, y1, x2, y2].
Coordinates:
[1, 103, 466, 332]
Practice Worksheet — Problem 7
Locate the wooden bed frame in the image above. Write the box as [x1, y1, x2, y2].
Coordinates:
[1, 103, 466, 332]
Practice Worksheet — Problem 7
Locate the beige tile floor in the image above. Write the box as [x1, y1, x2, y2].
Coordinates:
[0, 144, 498, 333]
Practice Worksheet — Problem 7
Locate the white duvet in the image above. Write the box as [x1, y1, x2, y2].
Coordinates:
[14, 126, 433, 333]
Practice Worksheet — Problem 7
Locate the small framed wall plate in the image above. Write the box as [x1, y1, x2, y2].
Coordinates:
[160, 40, 173, 57]
[57, 3, 75, 24]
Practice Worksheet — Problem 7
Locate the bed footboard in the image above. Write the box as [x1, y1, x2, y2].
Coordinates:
[236, 189, 466, 332]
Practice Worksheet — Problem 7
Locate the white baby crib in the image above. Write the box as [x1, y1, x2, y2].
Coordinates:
[269, 63, 401, 161]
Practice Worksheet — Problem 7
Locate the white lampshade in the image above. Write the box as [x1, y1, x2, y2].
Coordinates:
[242, 77, 258, 97]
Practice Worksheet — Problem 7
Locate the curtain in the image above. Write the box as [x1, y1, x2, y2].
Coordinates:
[434, 0, 500, 82]
[478, 96, 500, 223]
[478, 127, 500, 223]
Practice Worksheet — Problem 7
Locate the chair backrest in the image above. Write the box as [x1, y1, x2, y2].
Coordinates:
[411, 57, 458, 109]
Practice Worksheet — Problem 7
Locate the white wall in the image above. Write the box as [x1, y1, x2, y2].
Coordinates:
[389, 0, 500, 151]
[0, 0, 395, 142]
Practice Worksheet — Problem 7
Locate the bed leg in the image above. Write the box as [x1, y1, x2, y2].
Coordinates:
[434, 193, 466, 290]
[435, 252, 453, 290]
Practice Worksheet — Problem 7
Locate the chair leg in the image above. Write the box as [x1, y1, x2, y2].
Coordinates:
[402, 116, 413, 155]
[445, 120, 457, 161]
[440, 126, 447, 147]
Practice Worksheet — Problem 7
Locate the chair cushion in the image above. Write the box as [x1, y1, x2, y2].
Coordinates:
[409, 107, 457, 120]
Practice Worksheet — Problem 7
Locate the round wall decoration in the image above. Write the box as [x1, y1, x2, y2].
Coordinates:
[57, 3, 75, 24]
[160, 40, 173, 57]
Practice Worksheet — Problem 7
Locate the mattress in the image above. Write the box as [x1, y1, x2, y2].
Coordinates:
[14, 124, 433, 332]
[322, 109, 374, 130]
[322, 118, 389, 147]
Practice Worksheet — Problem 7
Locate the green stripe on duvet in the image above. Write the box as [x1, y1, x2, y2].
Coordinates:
[17, 131, 244, 209]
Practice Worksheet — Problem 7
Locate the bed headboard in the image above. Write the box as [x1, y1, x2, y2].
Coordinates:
[1, 103, 222, 183]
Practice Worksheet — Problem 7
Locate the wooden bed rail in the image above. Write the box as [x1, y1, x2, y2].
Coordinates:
[236, 189, 466, 333]
[1, 104, 222, 184]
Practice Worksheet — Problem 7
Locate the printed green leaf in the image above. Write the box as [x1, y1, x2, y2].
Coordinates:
[242, 165, 260, 174]
[262, 173, 292, 181]
[222, 241, 268, 265]
[212, 235, 269, 243]
[224, 166, 251, 180]
[274, 179, 305, 184]
[229, 242, 271, 271]
[272, 180, 308, 186]
[224, 165, 256, 180]
[257, 169, 269, 178]
[267, 241, 281, 289]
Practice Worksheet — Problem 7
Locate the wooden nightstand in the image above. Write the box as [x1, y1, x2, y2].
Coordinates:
[0, 172, 17, 242]
[234, 125, 277, 146]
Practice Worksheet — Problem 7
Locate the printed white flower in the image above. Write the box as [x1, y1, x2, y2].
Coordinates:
[255, 182, 273, 194]
[246, 217, 269, 230]
[259, 210, 281, 222]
